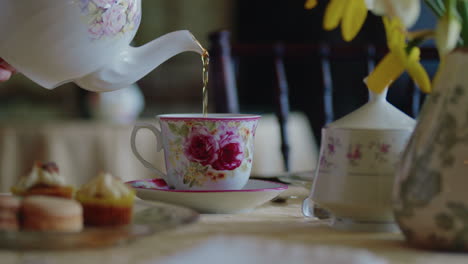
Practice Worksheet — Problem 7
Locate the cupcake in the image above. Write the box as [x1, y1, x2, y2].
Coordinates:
[21, 195, 83, 232]
[0, 195, 21, 231]
[11, 162, 74, 199]
[75, 172, 135, 227]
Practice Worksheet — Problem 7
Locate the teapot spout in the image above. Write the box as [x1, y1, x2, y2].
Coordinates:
[74, 30, 204, 92]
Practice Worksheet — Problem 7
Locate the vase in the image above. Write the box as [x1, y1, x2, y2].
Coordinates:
[394, 49, 468, 251]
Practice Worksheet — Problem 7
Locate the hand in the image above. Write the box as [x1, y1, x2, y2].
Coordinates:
[0, 58, 16, 82]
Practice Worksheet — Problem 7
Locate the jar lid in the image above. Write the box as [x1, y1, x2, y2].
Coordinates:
[326, 82, 416, 130]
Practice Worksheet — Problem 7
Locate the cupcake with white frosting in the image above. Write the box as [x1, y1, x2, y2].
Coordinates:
[75, 172, 135, 226]
[11, 162, 74, 199]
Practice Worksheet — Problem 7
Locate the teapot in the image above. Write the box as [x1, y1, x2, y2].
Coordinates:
[0, 0, 204, 92]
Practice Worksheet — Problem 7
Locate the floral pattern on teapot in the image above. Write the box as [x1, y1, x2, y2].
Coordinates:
[77, 0, 141, 40]
[162, 120, 257, 188]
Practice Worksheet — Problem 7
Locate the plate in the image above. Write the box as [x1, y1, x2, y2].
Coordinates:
[126, 179, 288, 214]
[0, 199, 198, 250]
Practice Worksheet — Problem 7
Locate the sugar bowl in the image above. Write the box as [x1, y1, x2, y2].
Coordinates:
[303, 86, 415, 231]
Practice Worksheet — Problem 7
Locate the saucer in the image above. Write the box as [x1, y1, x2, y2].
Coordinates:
[126, 179, 288, 214]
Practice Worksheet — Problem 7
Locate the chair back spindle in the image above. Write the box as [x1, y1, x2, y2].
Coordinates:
[319, 44, 334, 126]
[273, 44, 291, 172]
[208, 31, 239, 113]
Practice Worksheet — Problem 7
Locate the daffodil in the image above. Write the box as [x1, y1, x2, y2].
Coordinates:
[305, 0, 368, 42]
[367, 17, 431, 94]
[304, 0, 317, 9]
[367, 0, 420, 28]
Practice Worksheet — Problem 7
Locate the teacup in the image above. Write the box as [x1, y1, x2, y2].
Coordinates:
[131, 114, 260, 190]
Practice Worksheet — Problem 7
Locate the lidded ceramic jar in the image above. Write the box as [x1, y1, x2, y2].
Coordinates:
[303, 85, 415, 231]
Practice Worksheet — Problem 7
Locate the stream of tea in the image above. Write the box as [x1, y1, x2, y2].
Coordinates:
[201, 49, 209, 117]
[193, 37, 210, 117]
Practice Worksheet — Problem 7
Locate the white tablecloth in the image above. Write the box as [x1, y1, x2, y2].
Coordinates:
[2, 194, 467, 264]
[0, 113, 318, 191]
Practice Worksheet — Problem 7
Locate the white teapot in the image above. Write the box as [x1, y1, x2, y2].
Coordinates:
[0, 0, 204, 92]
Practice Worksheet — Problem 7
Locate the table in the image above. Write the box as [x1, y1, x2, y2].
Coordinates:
[1, 186, 467, 264]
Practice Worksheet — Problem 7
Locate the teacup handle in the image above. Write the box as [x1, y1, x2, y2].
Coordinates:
[130, 122, 167, 180]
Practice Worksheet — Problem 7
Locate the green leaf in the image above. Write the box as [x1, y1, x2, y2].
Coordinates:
[168, 122, 190, 137]
[457, 0, 468, 45]
[425, 0, 446, 17]
[205, 121, 216, 131]
[446, 0, 457, 17]
[179, 125, 189, 137]
[191, 162, 201, 170]
[168, 123, 179, 134]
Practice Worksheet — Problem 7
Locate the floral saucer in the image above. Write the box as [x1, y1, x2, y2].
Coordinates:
[126, 179, 288, 214]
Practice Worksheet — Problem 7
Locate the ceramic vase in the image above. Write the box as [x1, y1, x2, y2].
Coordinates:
[394, 49, 468, 251]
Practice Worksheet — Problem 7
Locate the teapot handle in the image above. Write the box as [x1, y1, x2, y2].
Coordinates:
[130, 122, 167, 180]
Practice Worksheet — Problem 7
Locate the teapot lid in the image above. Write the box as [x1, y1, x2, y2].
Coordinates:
[326, 80, 416, 130]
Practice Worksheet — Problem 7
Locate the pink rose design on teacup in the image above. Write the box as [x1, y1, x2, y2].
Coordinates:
[184, 126, 219, 166]
[212, 128, 244, 170]
[102, 4, 127, 35]
[183, 124, 245, 171]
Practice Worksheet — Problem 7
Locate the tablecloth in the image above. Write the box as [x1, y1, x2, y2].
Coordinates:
[1, 188, 467, 264]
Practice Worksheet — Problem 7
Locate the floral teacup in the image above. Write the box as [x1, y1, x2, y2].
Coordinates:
[131, 114, 260, 190]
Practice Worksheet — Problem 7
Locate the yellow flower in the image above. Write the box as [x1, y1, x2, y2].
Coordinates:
[367, 17, 431, 94]
[368, 0, 420, 28]
[305, 0, 368, 42]
[304, 0, 317, 9]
